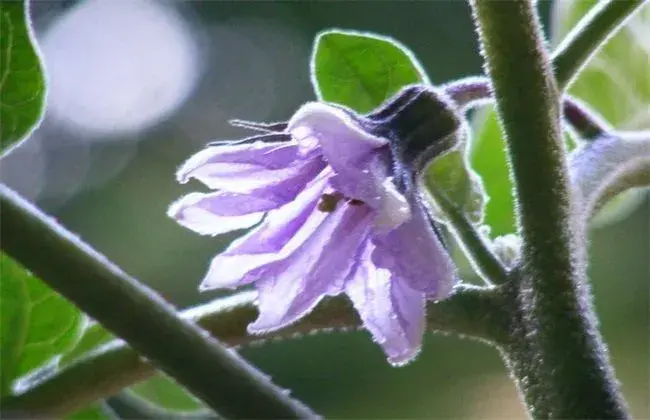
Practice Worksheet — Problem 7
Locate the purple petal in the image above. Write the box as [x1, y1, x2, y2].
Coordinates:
[177, 140, 324, 202]
[167, 192, 269, 236]
[329, 152, 388, 207]
[287, 103, 411, 230]
[247, 203, 372, 334]
[345, 240, 425, 366]
[372, 197, 457, 298]
[199, 174, 329, 290]
[289, 103, 388, 200]
[329, 153, 411, 231]
[288, 103, 387, 166]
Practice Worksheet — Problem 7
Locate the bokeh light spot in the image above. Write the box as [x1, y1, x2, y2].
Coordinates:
[42, 0, 199, 136]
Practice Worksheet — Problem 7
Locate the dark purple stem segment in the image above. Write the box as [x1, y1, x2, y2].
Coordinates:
[443, 77, 612, 141]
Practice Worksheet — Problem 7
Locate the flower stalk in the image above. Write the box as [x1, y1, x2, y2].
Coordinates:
[1, 285, 506, 417]
[469, 0, 629, 417]
[419, 178, 508, 285]
[443, 77, 614, 141]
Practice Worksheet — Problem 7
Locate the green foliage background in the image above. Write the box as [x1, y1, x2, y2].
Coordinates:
[1, 1, 647, 418]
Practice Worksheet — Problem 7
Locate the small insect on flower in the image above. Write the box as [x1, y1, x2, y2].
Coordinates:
[317, 192, 344, 213]
[168, 86, 460, 366]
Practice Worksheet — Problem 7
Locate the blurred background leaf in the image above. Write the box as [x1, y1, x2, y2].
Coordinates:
[0, 254, 84, 396]
[468, 107, 514, 237]
[68, 402, 116, 419]
[552, 0, 650, 227]
[59, 324, 207, 417]
[470, 1, 650, 237]
[425, 147, 486, 226]
[551, 0, 650, 129]
[128, 373, 207, 415]
[0, 0, 46, 153]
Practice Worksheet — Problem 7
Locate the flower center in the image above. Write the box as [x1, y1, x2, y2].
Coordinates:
[317, 192, 365, 213]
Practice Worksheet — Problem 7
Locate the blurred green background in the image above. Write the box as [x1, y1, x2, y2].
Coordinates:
[2, 0, 647, 417]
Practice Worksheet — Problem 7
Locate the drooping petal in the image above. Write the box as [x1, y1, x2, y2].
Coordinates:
[177, 140, 325, 202]
[248, 203, 373, 334]
[288, 102, 387, 166]
[167, 192, 269, 236]
[372, 196, 456, 298]
[289, 103, 388, 207]
[199, 174, 329, 290]
[345, 240, 425, 366]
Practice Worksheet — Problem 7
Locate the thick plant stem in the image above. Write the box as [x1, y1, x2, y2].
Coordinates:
[0, 285, 506, 417]
[469, 0, 628, 418]
[0, 185, 316, 419]
[552, 0, 647, 90]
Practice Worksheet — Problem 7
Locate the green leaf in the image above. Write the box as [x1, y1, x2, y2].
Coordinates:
[551, 0, 650, 226]
[424, 146, 486, 225]
[60, 322, 114, 367]
[0, 0, 47, 153]
[128, 373, 206, 414]
[68, 402, 115, 419]
[311, 29, 427, 112]
[64, 331, 207, 415]
[0, 254, 84, 396]
[470, 2, 649, 236]
[552, 1, 650, 130]
[468, 107, 515, 237]
[468, 109, 579, 238]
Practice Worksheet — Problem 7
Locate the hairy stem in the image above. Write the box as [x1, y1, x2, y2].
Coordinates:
[0, 185, 316, 419]
[469, 0, 628, 418]
[570, 131, 650, 215]
[552, 0, 647, 90]
[0, 285, 506, 417]
[444, 77, 614, 140]
[442, 76, 492, 112]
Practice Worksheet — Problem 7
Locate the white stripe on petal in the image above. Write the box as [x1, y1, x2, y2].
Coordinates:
[373, 177, 411, 231]
[345, 240, 425, 366]
[247, 204, 372, 333]
[167, 193, 265, 236]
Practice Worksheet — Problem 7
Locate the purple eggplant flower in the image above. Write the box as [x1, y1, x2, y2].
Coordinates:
[169, 102, 457, 365]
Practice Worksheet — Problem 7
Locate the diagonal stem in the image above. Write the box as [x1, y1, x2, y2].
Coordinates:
[552, 0, 648, 90]
[0, 185, 316, 419]
[0, 285, 506, 418]
[420, 178, 509, 285]
[561, 96, 613, 140]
